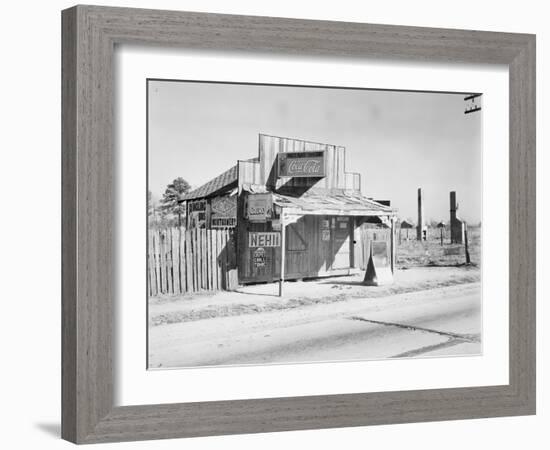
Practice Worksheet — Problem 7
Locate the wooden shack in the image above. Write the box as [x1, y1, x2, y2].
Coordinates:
[182, 134, 397, 286]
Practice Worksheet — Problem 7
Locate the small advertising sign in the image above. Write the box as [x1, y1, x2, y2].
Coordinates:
[278, 151, 325, 178]
[249, 232, 281, 248]
[211, 196, 236, 218]
[210, 195, 237, 228]
[247, 193, 272, 222]
[188, 199, 206, 212]
[321, 229, 330, 241]
[211, 217, 237, 228]
[252, 247, 266, 268]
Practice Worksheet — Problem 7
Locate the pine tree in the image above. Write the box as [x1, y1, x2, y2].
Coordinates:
[160, 177, 191, 227]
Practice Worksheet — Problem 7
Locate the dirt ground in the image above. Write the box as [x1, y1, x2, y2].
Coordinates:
[148, 281, 481, 368]
[397, 226, 481, 268]
[148, 226, 482, 368]
[149, 265, 480, 327]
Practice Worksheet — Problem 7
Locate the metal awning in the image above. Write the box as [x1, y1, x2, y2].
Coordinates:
[272, 191, 396, 217]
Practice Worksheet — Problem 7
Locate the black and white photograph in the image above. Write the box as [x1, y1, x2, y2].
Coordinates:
[147, 79, 482, 369]
[2, 0, 544, 447]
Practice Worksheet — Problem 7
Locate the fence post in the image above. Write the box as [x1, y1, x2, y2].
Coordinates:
[200, 229, 206, 290]
[196, 229, 201, 291]
[186, 229, 193, 293]
[179, 227, 186, 293]
[216, 230, 223, 289]
[172, 228, 180, 294]
[208, 229, 213, 290]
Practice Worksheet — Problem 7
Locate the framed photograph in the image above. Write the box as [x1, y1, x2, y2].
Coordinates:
[62, 5, 536, 444]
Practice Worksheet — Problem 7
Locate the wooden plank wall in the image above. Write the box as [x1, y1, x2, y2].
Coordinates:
[254, 134, 362, 193]
[239, 214, 356, 284]
[147, 227, 237, 296]
[237, 159, 261, 191]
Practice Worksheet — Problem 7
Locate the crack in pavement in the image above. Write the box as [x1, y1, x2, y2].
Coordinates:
[390, 339, 471, 358]
[348, 316, 481, 343]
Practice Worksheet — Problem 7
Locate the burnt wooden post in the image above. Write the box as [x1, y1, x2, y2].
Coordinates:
[279, 212, 286, 296]
[464, 225, 471, 264]
[417, 188, 424, 241]
[450, 191, 464, 244]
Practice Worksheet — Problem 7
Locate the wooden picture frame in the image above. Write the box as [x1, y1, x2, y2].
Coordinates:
[61, 5, 536, 444]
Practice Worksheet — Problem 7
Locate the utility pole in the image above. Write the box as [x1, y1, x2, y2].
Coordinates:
[464, 93, 482, 114]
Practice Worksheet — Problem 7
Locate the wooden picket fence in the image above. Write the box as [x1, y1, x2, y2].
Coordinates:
[148, 227, 238, 296]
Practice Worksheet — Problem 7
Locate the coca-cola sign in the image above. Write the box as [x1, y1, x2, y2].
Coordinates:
[278, 151, 325, 178]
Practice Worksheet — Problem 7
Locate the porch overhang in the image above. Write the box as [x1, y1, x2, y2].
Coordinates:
[272, 191, 397, 218]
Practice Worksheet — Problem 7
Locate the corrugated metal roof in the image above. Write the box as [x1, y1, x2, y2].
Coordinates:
[181, 165, 238, 201]
[273, 191, 395, 216]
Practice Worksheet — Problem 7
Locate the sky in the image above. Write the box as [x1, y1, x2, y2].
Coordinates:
[148, 80, 482, 224]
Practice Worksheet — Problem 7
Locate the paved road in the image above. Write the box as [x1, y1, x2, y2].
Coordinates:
[148, 283, 481, 368]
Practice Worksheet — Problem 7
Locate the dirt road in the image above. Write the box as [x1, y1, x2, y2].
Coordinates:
[148, 282, 481, 368]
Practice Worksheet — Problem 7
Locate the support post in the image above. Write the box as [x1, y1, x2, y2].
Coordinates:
[279, 212, 286, 297]
[390, 217, 395, 273]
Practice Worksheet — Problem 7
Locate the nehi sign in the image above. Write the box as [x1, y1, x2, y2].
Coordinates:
[249, 232, 281, 248]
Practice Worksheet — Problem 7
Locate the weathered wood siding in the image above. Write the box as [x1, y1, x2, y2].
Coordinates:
[236, 134, 376, 283]
[237, 135, 361, 193]
[237, 159, 262, 191]
[148, 227, 238, 296]
[259, 134, 360, 191]
[239, 211, 354, 284]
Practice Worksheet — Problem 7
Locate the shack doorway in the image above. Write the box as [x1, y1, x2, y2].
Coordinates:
[331, 216, 352, 271]
[283, 215, 352, 278]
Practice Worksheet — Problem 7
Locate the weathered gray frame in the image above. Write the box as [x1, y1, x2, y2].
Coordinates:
[61, 5, 536, 444]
